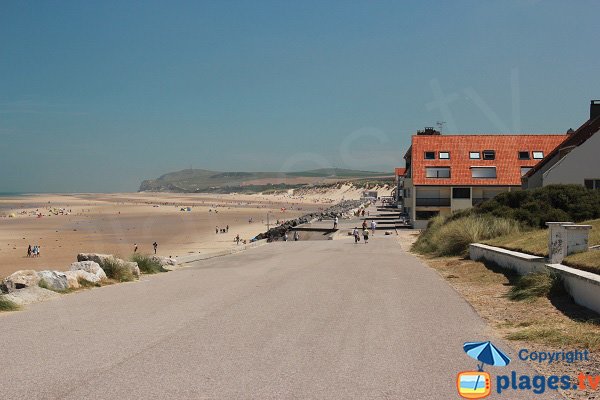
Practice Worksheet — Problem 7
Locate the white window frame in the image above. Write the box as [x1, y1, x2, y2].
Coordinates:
[469, 152, 480, 159]
[532, 151, 544, 159]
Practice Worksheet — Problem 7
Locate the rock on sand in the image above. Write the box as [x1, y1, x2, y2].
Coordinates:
[2, 270, 41, 293]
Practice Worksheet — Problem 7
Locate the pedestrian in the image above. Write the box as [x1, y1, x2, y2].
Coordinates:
[353, 227, 359, 244]
[362, 220, 367, 230]
[153, 241, 158, 254]
[371, 220, 377, 235]
[294, 231, 300, 241]
[134, 243, 138, 253]
[236, 234, 240, 245]
[333, 216, 339, 229]
[284, 232, 288, 242]
[226, 225, 229, 233]
[363, 228, 369, 244]
[27, 244, 32, 258]
[37, 245, 41, 257]
[216, 226, 219, 234]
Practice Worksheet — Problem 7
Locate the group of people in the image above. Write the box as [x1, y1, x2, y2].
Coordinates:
[26, 244, 41, 257]
[215, 225, 229, 234]
[352, 220, 378, 244]
[133, 242, 158, 254]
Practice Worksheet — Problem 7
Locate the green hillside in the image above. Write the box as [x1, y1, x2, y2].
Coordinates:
[139, 168, 390, 193]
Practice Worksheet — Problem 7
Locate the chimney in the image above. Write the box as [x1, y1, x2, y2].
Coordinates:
[417, 127, 441, 136]
[591, 100, 600, 120]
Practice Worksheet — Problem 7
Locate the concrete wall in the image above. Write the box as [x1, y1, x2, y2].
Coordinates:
[543, 129, 600, 186]
[470, 243, 600, 315]
[469, 244, 548, 274]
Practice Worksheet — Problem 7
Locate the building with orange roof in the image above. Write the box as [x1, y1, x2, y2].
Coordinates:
[523, 100, 600, 190]
[401, 127, 567, 228]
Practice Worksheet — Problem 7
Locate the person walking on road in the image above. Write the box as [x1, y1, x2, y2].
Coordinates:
[353, 227, 360, 244]
[153, 241, 158, 254]
[370, 220, 377, 235]
[362, 228, 369, 244]
[333, 216, 339, 229]
[294, 231, 300, 241]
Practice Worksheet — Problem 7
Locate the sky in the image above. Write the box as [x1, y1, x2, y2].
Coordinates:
[1, 0, 599, 192]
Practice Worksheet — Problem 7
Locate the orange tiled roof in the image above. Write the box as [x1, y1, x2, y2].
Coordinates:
[395, 167, 406, 177]
[408, 134, 567, 186]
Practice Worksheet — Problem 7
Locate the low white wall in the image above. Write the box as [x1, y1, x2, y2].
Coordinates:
[546, 264, 600, 315]
[469, 244, 547, 275]
[469, 243, 600, 315]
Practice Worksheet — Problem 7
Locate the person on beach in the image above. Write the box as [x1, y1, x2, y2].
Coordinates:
[294, 231, 300, 241]
[134, 243, 138, 253]
[333, 216, 338, 229]
[371, 220, 377, 235]
[362, 228, 369, 244]
[353, 228, 359, 244]
[362, 220, 367, 230]
[153, 241, 158, 254]
[226, 225, 229, 233]
[216, 226, 219, 234]
[37, 245, 41, 257]
[284, 232, 288, 242]
[27, 245, 32, 257]
[236, 234, 240, 245]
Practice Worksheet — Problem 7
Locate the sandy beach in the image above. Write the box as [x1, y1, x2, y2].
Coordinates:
[0, 192, 334, 279]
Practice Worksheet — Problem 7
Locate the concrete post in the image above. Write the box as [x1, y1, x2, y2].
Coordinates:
[546, 222, 573, 264]
[563, 225, 592, 255]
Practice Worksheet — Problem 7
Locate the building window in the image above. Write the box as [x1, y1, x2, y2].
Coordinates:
[425, 167, 451, 178]
[532, 151, 544, 159]
[482, 150, 495, 160]
[585, 179, 600, 189]
[415, 210, 440, 220]
[452, 188, 471, 199]
[439, 151, 450, 159]
[471, 167, 497, 179]
[469, 152, 480, 159]
[520, 167, 533, 176]
[518, 151, 530, 160]
[424, 151, 435, 160]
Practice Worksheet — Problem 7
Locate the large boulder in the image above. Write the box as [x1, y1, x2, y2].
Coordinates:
[2, 270, 41, 293]
[2, 286, 60, 305]
[63, 270, 101, 289]
[69, 261, 107, 280]
[77, 253, 139, 279]
[37, 271, 69, 292]
[150, 256, 178, 267]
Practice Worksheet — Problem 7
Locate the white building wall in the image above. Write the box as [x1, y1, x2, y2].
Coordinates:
[543, 130, 600, 186]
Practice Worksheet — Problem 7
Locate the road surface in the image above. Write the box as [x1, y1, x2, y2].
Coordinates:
[0, 236, 561, 399]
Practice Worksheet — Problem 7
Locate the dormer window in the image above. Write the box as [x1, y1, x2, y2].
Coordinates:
[533, 151, 544, 159]
[424, 151, 435, 160]
[518, 151, 530, 160]
[482, 150, 495, 160]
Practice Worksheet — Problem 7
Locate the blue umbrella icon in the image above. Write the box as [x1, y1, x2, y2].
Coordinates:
[463, 341, 511, 393]
[464, 341, 511, 371]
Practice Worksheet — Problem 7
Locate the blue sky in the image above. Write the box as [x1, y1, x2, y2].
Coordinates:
[1, 0, 599, 192]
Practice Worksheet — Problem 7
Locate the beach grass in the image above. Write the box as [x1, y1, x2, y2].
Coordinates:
[131, 254, 168, 274]
[507, 272, 562, 301]
[0, 296, 20, 312]
[100, 257, 135, 282]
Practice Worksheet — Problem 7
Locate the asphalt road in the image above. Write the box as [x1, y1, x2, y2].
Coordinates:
[0, 236, 562, 399]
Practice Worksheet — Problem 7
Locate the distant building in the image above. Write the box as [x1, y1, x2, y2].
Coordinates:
[402, 128, 567, 228]
[393, 167, 406, 205]
[523, 100, 600, 190]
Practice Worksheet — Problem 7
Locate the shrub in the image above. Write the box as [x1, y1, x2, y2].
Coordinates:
[100, 257, 135, 282]
[413, 214, 521, 257]
[131, 254, 167, 274]
[475, 185, 600, 228]
[0, 296, 20, 312]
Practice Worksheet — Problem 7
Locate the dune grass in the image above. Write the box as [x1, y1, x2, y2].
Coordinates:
[0, 296, 20, 312]
[131, 254, 168, 274]
[100, 257, 135, 282]
[412, 213, 521, 257]
[508, 272, 563, 301]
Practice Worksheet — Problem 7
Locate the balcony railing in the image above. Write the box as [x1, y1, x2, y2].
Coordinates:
[416, 198, 451, 207]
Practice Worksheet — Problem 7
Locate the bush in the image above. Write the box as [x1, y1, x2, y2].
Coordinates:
[131, 254, 167, 274]
[475, 185, 600, 228]
[100, 257, 135, 282]
[413, 214, 521, 257]
[0, 296, 20, 312]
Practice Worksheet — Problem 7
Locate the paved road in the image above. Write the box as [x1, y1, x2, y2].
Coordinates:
[1, 236, 561, 399]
